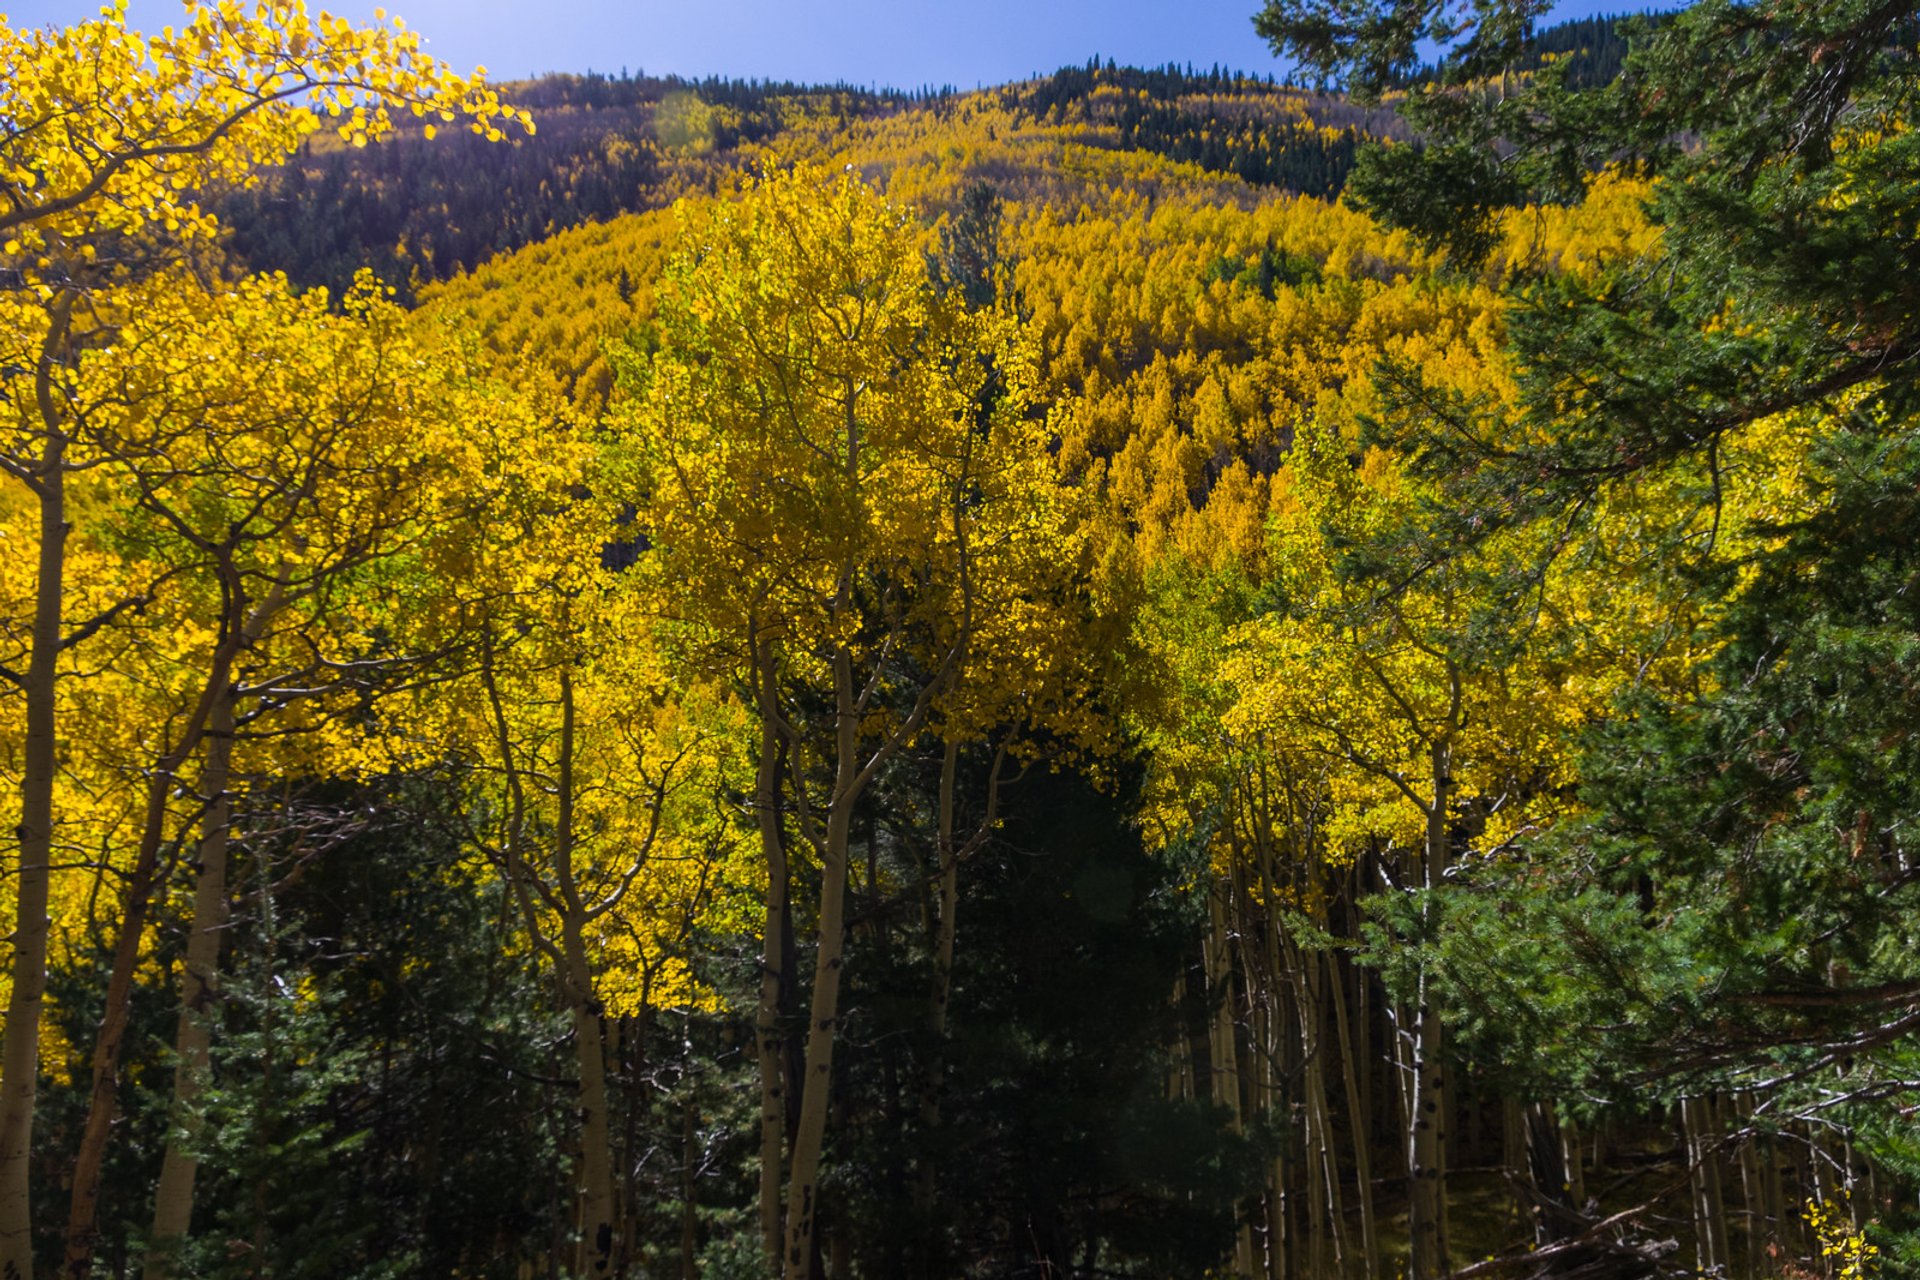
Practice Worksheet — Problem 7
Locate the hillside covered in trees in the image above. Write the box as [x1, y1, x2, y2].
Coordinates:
[1, 5, 1915, 1280]
[217, 61, 1395, 305]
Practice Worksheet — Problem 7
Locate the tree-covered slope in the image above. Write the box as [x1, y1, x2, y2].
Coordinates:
[217, 61, 1400, 302]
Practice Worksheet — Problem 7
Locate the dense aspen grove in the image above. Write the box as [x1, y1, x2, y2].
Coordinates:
[1, 3, 1916, 1280]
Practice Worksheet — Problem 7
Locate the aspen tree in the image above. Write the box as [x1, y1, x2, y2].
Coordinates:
[85, 275, 556, 1279]
[0, 7, 528, 1274]
[460, 555, 751, 1280]
[617, 165, 1064, 1280]
[1219, 424, 1582, 1280]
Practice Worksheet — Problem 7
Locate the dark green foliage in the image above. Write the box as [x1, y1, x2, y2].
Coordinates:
[32, 937, 180, 1276]
[935, 181, 1005, 310]
[1381, 431, 1920, 1266]
[828, 760, 1260, 1279]
[1201, 239, 1322, 297]
[1254, 0, 1554, 98]
[1008, 60, 1385, 197]
[37, 778, 576, 1280]
[1520, 13, 1639, 89]
[1402, 13, 1651, 92]
[189, 780, 570, 1280]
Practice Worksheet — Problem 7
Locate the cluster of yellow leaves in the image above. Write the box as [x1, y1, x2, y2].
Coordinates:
[0, 0, 531, 285]
[618, 167, 1071, 705]
[1120, 169, 1818, 890]
[1805, 1196, 1881, 1280]
[425, 557, 758, 1016]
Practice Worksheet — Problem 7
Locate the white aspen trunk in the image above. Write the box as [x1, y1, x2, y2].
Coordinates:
[1561, 1113, 1587, 1211]
[0, 484, 59, 1280]
[1683, 1095, 1730, 1277]
[145, 692, 238, 1279]
[553, 671, 617, 1280]
[66, 564, 282, 1280]
[755, 652, 792, 1267]
[1406, 742, 1452, 1280]
[1308, 947, 1350, 1275]
[65, 660, 243, 1278]
[67, 775, 190, 1276]
[916, 740, 962, 1233]
[780, 799, 853, 1280]
[1288, 931, 1346, 1277]
[680, 1098, 699, 1280]
[1502, 1097, 1527, 1237]
[925, 740, 961, 1106]
[1521, 1100, 1573, 1245]
[1353, 869, 1375, 1162]
[1252, 981, 1285, 1280]
[1230, 831, 1281, 1280]
[1759, 1112, 1786, 1259]
[567, 983, 617, 1278]
[1168, 971, 1195, 1101]
[1406, 989, 1448, 1280]
[615, 1010, 649, 1280]
[1257, 824, 1292, 1280]
[1731, 1095, 1764, 1277]
[781, 630, 869, 1280]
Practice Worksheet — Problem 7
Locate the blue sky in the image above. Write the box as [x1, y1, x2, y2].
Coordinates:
[6, 0, 1642, 87]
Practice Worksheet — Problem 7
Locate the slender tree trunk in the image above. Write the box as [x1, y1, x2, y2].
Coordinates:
[1205, 882, 1256, 1275]
[1254, 813, 1292, 1280]
[0, 518, 56, 1273]
[1300, 989, 1327, 1277]
[915, 740, 962, 1246]
[772, 358, 968, 1275]
[616, 1011, 648, 1280]
[145, 693, 238, 1279]
[552, 672, 616, 1279]
[1758, 1107, 1786, 1261]
[1288, 928, 1347, 1278]
[1327, 945, 1378, 1280]
[781, 591, 934, 1280]
[1521, 1101, 1576, 1246]
[781, 796, 853, 1280]
[1406, 983, 1449, 1280]
[1561, 1114, 1586, 1212]
[1168, 971, 1195, 1100]
[754, 650, 792, 1267]
[1406, 742, 1452, 1280]
[65, 554, 284, 1280]
[1683, 1096, 1730, 1278]
[923, 741, 961, 1117]
[0, 305, 74, 1280]
[680, 1098, 699, 1280]
[1502, 1098, 1527, 1236]
[1352, 865, 1376, 1171]
[64, 681, 231, 1279]
[567, 978, 616, 1277]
